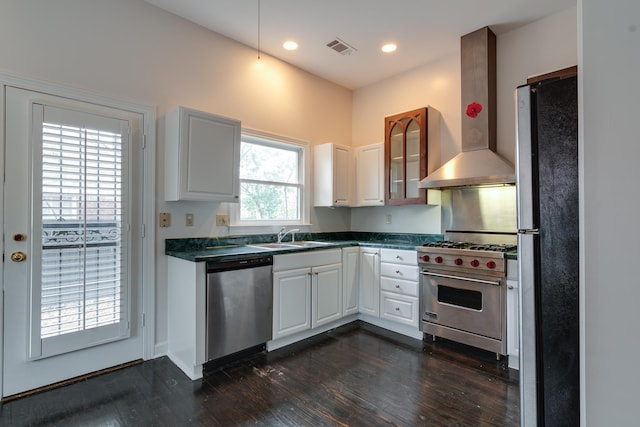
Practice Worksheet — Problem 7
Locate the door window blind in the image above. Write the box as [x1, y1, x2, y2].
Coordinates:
[39, 112, 128, 341]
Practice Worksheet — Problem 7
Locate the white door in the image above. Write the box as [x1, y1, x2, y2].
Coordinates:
[2, 87, 144, 397]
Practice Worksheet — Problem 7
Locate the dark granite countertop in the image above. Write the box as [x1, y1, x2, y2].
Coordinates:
[166, 232, 443, 262]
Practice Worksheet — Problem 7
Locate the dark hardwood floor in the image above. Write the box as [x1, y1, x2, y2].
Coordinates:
[0, 322, 519, 426]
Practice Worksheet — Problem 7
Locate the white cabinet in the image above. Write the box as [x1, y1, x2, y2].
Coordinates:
[165, 106, 241, 202]
[355, 143, 384, 206]
[507, 259, 519, 370]
[312, 263, 343, 328]
[359, 247, 380, 316]
[314, 143, 352, 207]
[342, 247, 360, 316]
[379, 249, 419, 328]
[272, 249, 343, 340]
[273, 268, 312, 339]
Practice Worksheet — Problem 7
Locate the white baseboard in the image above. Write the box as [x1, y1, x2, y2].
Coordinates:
[153, 341, 168, 358]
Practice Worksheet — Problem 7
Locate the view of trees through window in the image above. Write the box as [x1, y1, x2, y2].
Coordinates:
[239, 138, 303, 221]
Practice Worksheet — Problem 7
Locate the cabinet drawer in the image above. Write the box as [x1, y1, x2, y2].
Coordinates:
[380, 262, 419, 281]
[380, 277, 418, 297]
[380, 291, 418, 327]
[380, 249, 417, 265]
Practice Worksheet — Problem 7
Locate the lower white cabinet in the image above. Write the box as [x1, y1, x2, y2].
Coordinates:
[272, 250, 343, 340]
[379, 249, 419, 328]
[359, 247, 380, 316]
[273, 268, 312, 339]
[312, 263, 343, 328]
[342, 247, 360, 316]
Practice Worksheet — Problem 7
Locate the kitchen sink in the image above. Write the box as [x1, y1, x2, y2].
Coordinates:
[247, 243, 298, 249]
[284, 241, 333, 247]
[247, 241, 333, 250]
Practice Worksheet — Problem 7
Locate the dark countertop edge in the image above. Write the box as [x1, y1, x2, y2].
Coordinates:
[167, 241, 426, 263]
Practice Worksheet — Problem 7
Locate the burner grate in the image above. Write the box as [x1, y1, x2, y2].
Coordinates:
[422, 241, 516, 252]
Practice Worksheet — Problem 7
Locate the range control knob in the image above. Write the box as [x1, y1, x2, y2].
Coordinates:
[470, 259, 480, 267]
[434, 256, 443, 264]
[486, 260, 497, 269]
[454, 258, 463, 266]
[421, 255, 430, 262]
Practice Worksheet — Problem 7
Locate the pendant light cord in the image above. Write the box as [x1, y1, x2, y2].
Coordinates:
[257, 0, 261, 59]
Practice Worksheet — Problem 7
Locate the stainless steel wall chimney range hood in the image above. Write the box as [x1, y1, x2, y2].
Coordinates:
[419, 27, 515, 189]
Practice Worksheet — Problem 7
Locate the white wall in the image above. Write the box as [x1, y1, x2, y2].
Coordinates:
[580, 0, 640, 424]
[351, 7, 577, 234]
[0, 0, 352, 350]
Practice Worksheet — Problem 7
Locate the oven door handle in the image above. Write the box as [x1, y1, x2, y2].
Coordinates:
[421, 271, 502, 287]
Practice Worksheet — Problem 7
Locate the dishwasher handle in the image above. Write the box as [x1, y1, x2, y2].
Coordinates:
[206, 255, 273, 273]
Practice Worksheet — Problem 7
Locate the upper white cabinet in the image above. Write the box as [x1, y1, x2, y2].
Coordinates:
[314, 143, 352, 207]
[165, 106, 241, 202]
[355, 143, 384, 207]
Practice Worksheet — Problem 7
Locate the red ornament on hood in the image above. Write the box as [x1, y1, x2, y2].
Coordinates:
[466, 102, 483, 118]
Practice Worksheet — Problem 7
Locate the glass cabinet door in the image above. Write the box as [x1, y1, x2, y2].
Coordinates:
[389, 122, 404, 199]
[384, 107, 430, 205]
[405, 119, 420, 198]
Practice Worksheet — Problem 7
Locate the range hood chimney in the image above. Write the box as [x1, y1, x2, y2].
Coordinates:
[419, 27, 515, 189]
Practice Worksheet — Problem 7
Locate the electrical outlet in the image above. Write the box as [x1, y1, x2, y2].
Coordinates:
[185, 213, 194, 226]
[216, 214, 229, 226]
[159, 212, 171, 227]
[385, 214, 392, 224]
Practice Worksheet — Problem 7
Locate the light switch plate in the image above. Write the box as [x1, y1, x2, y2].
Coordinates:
[159, 212, 171, 227]
[185, 213, 194, 226]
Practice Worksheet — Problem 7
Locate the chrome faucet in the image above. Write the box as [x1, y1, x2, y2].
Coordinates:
[277, 227, 300, 243]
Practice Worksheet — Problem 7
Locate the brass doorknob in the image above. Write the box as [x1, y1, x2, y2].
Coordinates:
[11, 251, 27, 262]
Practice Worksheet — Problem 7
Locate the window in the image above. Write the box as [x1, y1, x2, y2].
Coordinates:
[233, 131, 308, 226]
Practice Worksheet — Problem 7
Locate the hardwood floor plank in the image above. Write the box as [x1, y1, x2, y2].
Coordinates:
[0, 322, 519, 426]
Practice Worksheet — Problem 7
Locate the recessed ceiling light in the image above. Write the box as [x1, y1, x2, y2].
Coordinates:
[283, 41, 298, 51]
[381, 43, 397, 53]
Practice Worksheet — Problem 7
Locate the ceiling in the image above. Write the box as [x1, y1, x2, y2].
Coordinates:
[145, 0, 576, 90]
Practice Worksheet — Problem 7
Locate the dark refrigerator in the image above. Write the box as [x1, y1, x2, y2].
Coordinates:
[515, 75, 579, 426]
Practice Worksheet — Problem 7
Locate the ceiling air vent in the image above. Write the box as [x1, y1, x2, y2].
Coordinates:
[326, 37, 357, 55]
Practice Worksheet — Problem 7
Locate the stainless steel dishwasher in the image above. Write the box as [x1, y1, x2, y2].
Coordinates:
[205, 255, 273, 361]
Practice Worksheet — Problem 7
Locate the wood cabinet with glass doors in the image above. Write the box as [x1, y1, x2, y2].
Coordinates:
[384, 107, 439, 205]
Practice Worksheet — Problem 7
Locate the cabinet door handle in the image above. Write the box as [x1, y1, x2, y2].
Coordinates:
[395, 284, 400, 289]
[396, 270, 402, 274]
[395, 307, 400, 311]
[396, 255, 402, 260]
[508, 285, 514, 290]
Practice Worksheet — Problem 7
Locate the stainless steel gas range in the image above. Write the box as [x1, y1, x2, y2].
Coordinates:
[417, 241, 516, 358]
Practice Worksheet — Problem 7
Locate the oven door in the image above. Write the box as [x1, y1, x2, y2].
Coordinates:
[420, 270, 503, 339]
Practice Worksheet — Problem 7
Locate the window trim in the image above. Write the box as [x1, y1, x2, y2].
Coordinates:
[229, 128, 310, 230]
